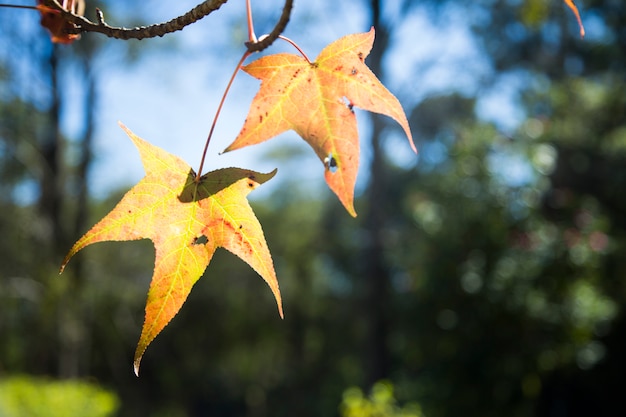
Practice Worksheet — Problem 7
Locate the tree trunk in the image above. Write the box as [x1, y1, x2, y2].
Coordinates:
[39, 44, 65, 253]
[361, 0, 392, 386]
[37, 44, 98, 379]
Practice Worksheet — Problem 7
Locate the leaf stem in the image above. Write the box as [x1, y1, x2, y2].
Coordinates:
[196, 0, 295, 179]
[195, 50, 251, 181]
[246, 0, 257, 43]
[278, 35, 311, 63]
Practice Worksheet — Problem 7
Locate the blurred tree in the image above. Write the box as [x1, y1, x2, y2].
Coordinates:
[0, 0, 147, 380]
[1, 1, 625, 417]
[316, 1, 626, 416]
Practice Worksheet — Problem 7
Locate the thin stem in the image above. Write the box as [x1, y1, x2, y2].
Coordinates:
[195, 51, 251, 180]
[278, 35, 311, 63]
[246, 0, 257, 43]
[195, 0, 295, 179]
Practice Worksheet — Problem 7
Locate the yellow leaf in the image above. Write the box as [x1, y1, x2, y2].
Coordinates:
[60, 123, 282, 375]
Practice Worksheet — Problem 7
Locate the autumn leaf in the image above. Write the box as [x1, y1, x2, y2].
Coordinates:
[224, 27, 415, 217]
[563, 0, 585, 38]
[60, 123, 282, 376]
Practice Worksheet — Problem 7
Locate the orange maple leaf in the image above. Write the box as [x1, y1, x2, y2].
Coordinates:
[60, 123, 282, 375]
[224, 28, 415, 217]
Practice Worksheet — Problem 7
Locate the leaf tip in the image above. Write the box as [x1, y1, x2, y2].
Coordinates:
[270, 280, 284, 319]
[398, 117, 417, 155]
[118, 121, 135, 138]
[134, 338, 149, 377]
[408, 135, 418, 155]
[59, 251, 74, 274]
[563, 0, 585, 39]
[249, 167, 279, 187]
[133, 349, 145, 377]
[343, 204, 357, 217]
[266, 167, 278, 181]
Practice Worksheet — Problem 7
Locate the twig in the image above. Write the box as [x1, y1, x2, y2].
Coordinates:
[40, 0, 229, 40]
[0, 4, 39, 9]
[245, 0, 293, 53]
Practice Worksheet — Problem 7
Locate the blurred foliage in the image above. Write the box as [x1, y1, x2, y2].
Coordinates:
[0, 375, 119, 417]
[340, 381, 425, 417]
[1, 0, 626, 416]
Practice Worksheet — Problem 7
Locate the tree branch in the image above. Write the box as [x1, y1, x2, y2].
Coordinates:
[245, 0, 293, 53]
[41, 0, 229, 40]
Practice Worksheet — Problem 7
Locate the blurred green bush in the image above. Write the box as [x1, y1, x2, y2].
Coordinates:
[341, 380, 425, 417]
[0, 375, 119, 417]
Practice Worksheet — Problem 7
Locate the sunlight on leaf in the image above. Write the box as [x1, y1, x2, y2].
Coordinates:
[60, 123, 282, 376]
[224, 28, 415, 216]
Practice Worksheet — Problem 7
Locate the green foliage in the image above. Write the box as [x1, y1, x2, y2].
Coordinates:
[340, 381, 425, 417]
[1, 0, 626, 416]
[0, 375, 119, 417]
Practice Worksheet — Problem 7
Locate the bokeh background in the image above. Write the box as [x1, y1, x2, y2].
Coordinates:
[1, 0, 625, 416]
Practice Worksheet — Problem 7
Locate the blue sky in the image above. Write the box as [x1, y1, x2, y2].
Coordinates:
[86, 1, 523, 201]
[88, 0, 373, 200]
[1, 0, 523, 203]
